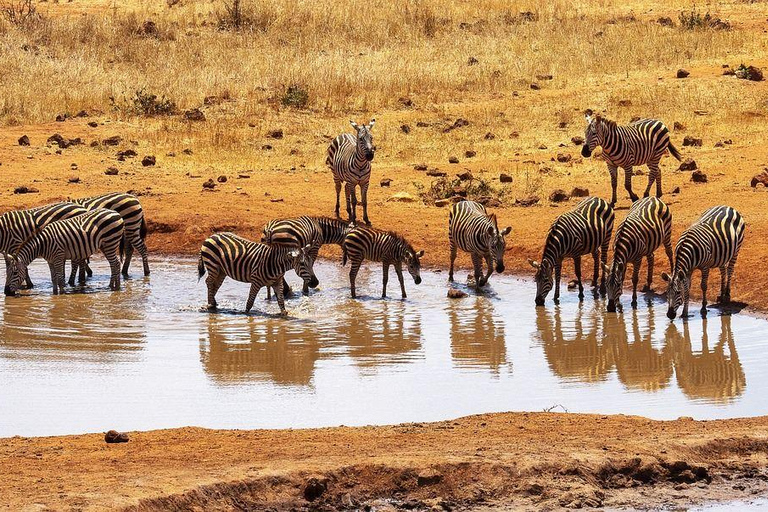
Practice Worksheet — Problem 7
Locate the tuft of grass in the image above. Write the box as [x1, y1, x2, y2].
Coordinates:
[111, 89, 177, 117]
[281, 84, 309, 109]
[678, 9, 731, 30]
[420, 176, 510, 205]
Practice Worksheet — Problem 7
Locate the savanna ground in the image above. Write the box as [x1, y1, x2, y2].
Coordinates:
[1, 0, 768, 509]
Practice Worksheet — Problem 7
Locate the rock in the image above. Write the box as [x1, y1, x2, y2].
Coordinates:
[683, 136, 703, 147]
[673, 122, 685, 131]
[538, 144, 547, 150]
[69, 137, 83, 146]
[398, 97, 413, 107]
[416, 121, 430, 127]
[452, 185, 467, 198]
[571, 136, 584, 145]
[388, 192, 417, 203]
[380, 178, 392, 187]
[735, 64, 764, 82]
[103, 135, 122, 146]
[448, 156, 459, 164]
[617, 99, 632, 107]
[678, 158, 697, 171]
[677, 69, 690, 78]
[570, 186, 589, 197]
[182, 148, 193, 155]
[530, 82, 541, 90]
[303, 478, 327, 502]
[141, 155, 156, 167]
[14, 186, 39, 194]
[75, 110, 88, 118]
[670, 186, 681, 194]
[657, 16, 674, 27]
[267, 129, 284, 139]
[750, 171, 768, 188]
[457, 171, 473, 181]
[511, 131, 519, 138]
[434, 199, 451, 207]
[104, 430, 129, 443]
[105, 167, 119, 176]
[217, 175, 227, 183]
[87, 121, 98, 128]
[567, 280, 578, 291]
[184, 108, 206, 121]
[116, 149, 137, 160]
[202, 179, 216, 189]
[68, 176, 80, 183]
[467, 56, 479, 66]
[536, 74, 553, 81]
[55, 113, 67, 122]
[691, 170, 708, 183]
[516, 195, 539, 206]
[477, 196, 501, 207]
[499, 173, 514, 183]
[443, 118, 470, 133]
[465, 150, 476, 158]
[427, 169, 447, 177]
[447, 288, 467, 299]
[400, 124, 411, 134]
[18, 135, 30, 146]
[484, 132, 496, 140]
[723, 66, 736, 76]
[414, 163, 428, 171]
[270, 198, 284, 203]
[47, 133, 70, 148]
[556, 153, 571, 163]
[417, 470, 442, 487]
[261, 144, 273, 150]
[289, 148, 299, 155]
[549, 189, 569, 202]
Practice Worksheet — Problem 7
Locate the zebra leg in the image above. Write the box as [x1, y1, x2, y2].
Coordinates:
[448, 241, 457, 282]
[700, 268, 710, 316]
[608, 165, 618, 207]
[631, 262, 640, 308]
[554, 262, 562, 303]
[395, 262, 407, 299]
[105, 250, 122, 291]
[49, 260, 61, 295]
[382, 262, 389, 298]
[725, 254, 738, 303]
[246, 282, 261, 313]
[361, 181, 371, 226]
[591, 251, 599, 291]
[624, 166, 639, 202]
[23, 266, 33, 290]
[600, 237, 610, 297]
[717, 266, 727, 303]
[471, 253, 484, 288]
[483, 254, 494, 285]
[68, 260, 79, 287]
[349, 259, 361, 298]
[205, 271, 225, 310]
[274, 278, 288, 316]
[642, 254, 654, 292]
[122, 243, 134, 277]
[345, 182, 356, 225]
[574, 256, 584, 300]
[85, 258, 93, 278]
[334, 179, 343, 218]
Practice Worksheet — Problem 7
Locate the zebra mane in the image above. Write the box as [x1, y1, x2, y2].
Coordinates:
[12, 226, 42, 259]
[487, 212, 500, 231]
[386, 230, 415, 254]
[596, 115, 617, 129]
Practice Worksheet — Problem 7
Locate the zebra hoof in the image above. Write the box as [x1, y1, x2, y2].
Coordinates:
[631, 299, 638, 309]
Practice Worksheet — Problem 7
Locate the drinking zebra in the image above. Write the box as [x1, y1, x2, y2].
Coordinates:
[5, 208, 125, 296]
[529, 197, 614, 306]
[342, 226, 423, 299]
[261, 216, 322, 296]
[198, 232, 314, 315]
[448, 200, 512, 289]
[0, 201, 89, 292]
[326, 119, 376, 226]
[581, 112, 682, 206]
[71, 192, 149, 277]
[604, 196, 674, 312]
[662, 206, 745, 320]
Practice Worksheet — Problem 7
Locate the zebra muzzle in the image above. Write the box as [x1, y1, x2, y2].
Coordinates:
[581, 145, 592, 158]
[414, 276, 422, 285]
[4, 285, 16, 297]
[309, 276, 319, 288]
[667, 308, 677, 320]
[495, 263, 505, 273]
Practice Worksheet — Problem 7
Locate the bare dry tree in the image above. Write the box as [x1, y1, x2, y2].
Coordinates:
[1, 0, 40, 26]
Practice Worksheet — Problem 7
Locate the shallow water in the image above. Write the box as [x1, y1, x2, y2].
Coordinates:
[0, 257, 766, 437]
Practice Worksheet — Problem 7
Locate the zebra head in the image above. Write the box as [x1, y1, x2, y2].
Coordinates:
[529, 258, 554, 306]
[350, 119, 376, 161]
[4, 255, 24, 296]
[581, 111, 601, 158]
[662, 269, 688, 320]
[405, 249, 425, 285]
[485, 220, 512, 274]
[603, 261, 624, 313]
[290, 244, 319, 289]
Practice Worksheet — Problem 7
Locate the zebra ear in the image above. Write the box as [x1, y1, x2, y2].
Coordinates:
[501, 226, 511, 236]
[367, 119, 376, 130]
[528, 258, 540, 269]
[349, 120, 359, 130]
[661, 272, 671, 282]
[486, 225, 496, 236]
[416, 249, 424, 258]
[676, 269, 686, 282]
[288, 249, 300, 258]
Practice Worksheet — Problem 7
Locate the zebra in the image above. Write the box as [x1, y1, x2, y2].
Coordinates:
[261, 216, 322, 296]
[529, 197, 614, 306]
[604, 196, 674, 313]
[662, 206, 745, 320]
[448, 200, 512, 289]
[341, 226, 424, 299]
[71, 192, 149, 277]
[5, 208, 125, 296]
[0, 201, 89, 292]
[326, 119, 376, 226]
[198, 232, 314, 315]
[581, 112, 682, 206]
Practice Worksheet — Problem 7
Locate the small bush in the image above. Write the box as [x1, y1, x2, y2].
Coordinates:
[1, 0, 40, 27]
[281, 84, 309, 109]
[111, 89, 177, 117]
[420, 176, 510, 204]
[217, 0, 276, 32]
[678, 9, 731, 30]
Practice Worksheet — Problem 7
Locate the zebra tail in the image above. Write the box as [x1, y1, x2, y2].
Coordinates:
[119, 235, 126, 263]
[341, 248, 347, 266]
[197, 255, 206, 281]
[140, 217, 148, 240]
[668, 142, 682, 161]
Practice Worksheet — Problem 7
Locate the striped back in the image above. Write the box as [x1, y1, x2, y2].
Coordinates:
[71, 192, 145, 238]
[326, 120, 375, 185]
[309, 216, 351, 246]
[262, 216, 322, 249]
[343, 226, 424, 281]
[449, 200, 511, 271]
[583, 115, 672, 166]
[0, 202, 88, 254]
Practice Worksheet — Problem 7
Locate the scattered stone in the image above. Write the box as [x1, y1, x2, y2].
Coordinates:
[267, 129, 284, 139]
[538, 144, 547, 150]
[484, 132, 496, 140]
[303, 478, 327, 502]
[89, 140, 99, 147]
[14, 185, 39, 194]
[87, 121, 98, 128]
[388, 192, 417, 203]
[416, 121, 430, 128]
[182, 148, 193, 155]
[167, 151, 176, 157]
[414, 163, 428, 171]
[673, 122, 685, 131]
[400, 124, 411, 134]
[570, 186, 589, 197]
[434, 199, 451, 207]
[289, 148, 299, 155]
[184, 108, 206, 121]
[398, 97, 413, 108]
[467, 56, 479, 66]
[516, 195, 539, 206]
[465, 150, 476, 158]
[536, 74, 553, 81]
[676, 69, 690, 79]
[567, 280, 578, 291]
[105, 430, 129, 443]
[477, 196, 501, 207]
[261, 144, 273, 150]
[670, 186, 681, 194]
[571, 136, 584, 145]
[70, 163, 78, 170]
[69, 137, 83, 146]
[417, 470, 442, 487]
[617, 99, 632, 107]
[68, 176, 80, 183]
[549, 189, 569, 202]
[380, 178, 392, 187]
[530, 83, 541, 90]
[447, 288, 467, 299]
[558, 121, 567, 129]
[443, 118, 470, 133]
[683, 136, 703, 147]
[735, 64, 764, 82]
[18, 135, 30, 146]
[678, 158, 697, 171]
[750, 170, 768, 188]
[55, 113, 67, 122]
[75, 110, 88, 118]
[448, 156, 459, 164]
[116, 149, 138, 160]
[556, 153, 572, 163]
[105, 167, 119, 176]
[657, 16, 674, 27]
[47, 133, 70, 148]
[217, 175, 227, 183]
[723, 66, 736, 76]
[270, 198, 284, 202]
[511, 131, 519, 138]
[141, 155, 156, 167]
[713, 139, 732, 148]
[103, 135, 122, 146]
[427, 169, 447, 177]
[457, 171, 473, 181]
[691, 170, 708, 183]
[202, 179, 216, 189]
[499, 173, 514, 183]
[452, 185, 468, 197]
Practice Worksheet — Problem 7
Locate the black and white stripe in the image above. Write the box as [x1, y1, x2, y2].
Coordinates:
[72, 192, 149, 277]
[326, 119, 376, 226]
[261, 216, 322, 295]
[198, 232, 312, 315]
[582, 113, 682, 205]
[6, 208, 125, 295]
[448, 200, 511, 289]
[604, 196, 674, 312]
[342, 226, 423, 299]
[529, 197, 615, 305]
[662, 206, 745, 319]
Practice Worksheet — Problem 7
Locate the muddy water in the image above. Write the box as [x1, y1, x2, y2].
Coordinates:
[0, 257, 767, 437]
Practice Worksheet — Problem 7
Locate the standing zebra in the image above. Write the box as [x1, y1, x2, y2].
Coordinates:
[326, 119, 376, 226]
[662, 206, 745, 320]
[198, 232, 314, 315]
[261, 216, 322, 296]
[604, 196, 674, 313]
[342, 226, 424, 299]
[448, 200, 512, 289]
[529, 197, 614, 306]
[5, 208, 125, 296]
[71, 192, 149, 277]
[581, 112, 682, 206]
[0, 201, 89, 292]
